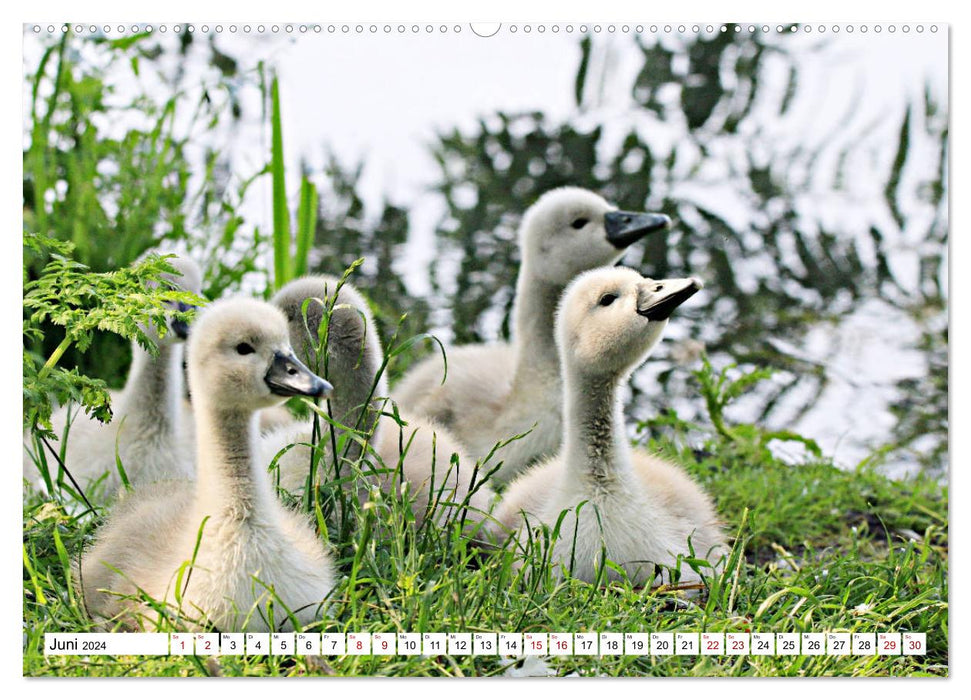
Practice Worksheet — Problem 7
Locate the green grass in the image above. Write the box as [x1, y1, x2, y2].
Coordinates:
[22, 403, 948, 678]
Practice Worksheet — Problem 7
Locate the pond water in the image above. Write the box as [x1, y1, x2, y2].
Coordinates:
[266, 28, 947, 477]
[24, 25, 949, 477]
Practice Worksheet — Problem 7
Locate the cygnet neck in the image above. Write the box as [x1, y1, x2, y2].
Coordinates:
[511, 263, 566, 384]
[193, 396, 275, 520]
[324, 338, 388, 437]
[562, 365, 633, 485]
[116, 340, 182, 438]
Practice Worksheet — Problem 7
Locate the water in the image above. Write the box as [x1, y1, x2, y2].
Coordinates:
[23, 25, 949, 477]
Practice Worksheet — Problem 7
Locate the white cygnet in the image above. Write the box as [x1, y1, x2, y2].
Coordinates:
[260, 276, 495, 531]
[23, 253, 203, 501]
[393, 187, 670, 484]
[80, 297, 336, 632]
[493, 267, 725, 586]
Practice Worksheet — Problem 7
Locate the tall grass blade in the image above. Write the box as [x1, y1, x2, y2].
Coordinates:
[295, 177, 318, 278]
[23, 543, 48, 606]
[270, 75, 291, 291]
[113, 416, 132, 493]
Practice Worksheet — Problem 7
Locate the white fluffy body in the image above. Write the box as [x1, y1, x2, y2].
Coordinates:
[259, 276, 495, 529]
[81, 298, 336, 631]
[393, 188, 658, 484]
[493, 267, 725, 585]
[23, 253, 202, 501]
[496, 451, 725, 584]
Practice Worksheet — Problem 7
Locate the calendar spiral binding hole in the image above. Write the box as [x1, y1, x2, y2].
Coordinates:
[30, 23, 941, 36]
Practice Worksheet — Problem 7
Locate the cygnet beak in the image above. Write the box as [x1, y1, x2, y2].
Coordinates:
[264, 350, 333, 398]
[604, 210, 671, 249]
[636, 277, 703, 321]
[170, 301, 195, 340]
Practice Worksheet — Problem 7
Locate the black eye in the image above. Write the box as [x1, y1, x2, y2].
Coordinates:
[236, 342, 255, 355]
[571, 218, 589, 229]
[599, 294, 618, 307]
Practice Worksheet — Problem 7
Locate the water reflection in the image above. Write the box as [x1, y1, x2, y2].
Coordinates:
[421, 30, 947, 475]
[23, 27, 947, 476]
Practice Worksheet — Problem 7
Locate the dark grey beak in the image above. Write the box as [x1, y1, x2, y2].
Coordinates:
[637, 277, 703, 321]
[604, 210, 671, 249]
[264, 350, 333, 398]
[171, 302, 195, 340]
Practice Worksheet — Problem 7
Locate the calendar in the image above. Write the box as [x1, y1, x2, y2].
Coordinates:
[20, 12, 949, 682]
[43, 632, 927, 657]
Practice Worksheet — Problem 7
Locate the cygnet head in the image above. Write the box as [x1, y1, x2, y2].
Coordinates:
[137, 250, 204, 343]
[187, 297, 333, 412]
[272, 276, 386, 425]
[519, 188, 671, 285]
[556, 267, 702, 379]
[271, 275, 381, 374]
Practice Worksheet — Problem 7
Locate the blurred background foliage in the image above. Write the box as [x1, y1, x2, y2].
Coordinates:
[22, 25, 947, 473]
[23, 29, 262, 385]
[308, 153, 431, 347]
[425, 30, 947, 473]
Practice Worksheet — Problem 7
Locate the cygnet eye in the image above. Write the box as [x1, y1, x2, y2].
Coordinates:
[571, 217, 589, 229]
[598, 293, 618, 307]
[236, 342, 256, 356]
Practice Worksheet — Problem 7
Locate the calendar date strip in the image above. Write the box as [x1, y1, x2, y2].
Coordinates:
[44, 631, 927, 657]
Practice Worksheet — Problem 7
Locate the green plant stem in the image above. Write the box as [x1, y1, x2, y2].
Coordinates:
[38, 336, 73, 381]
[703, 392, 740, 442]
